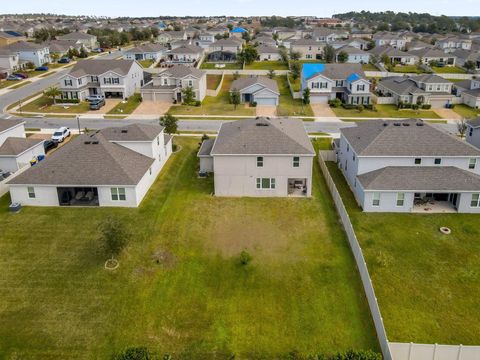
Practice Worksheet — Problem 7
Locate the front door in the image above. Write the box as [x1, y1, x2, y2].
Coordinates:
[244, 93, 251, 103]
[449, 193, 458, 209]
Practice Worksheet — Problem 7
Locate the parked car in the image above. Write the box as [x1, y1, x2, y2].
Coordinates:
[51, 127, 71, 143]
[86, 94, 105, 102]
[13, 73, 28, 79]
[58, 58, 71, 64]
[92, 48, 104, 53]
[43, 139, 58, 153]
[6, 75, 21, 81]
[89, 99, 106, 110]
[35, 66, 49, 71]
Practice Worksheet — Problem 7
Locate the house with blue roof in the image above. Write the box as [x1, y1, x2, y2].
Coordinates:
[230, 27, 248, 39]
[300, 63, 372, 105]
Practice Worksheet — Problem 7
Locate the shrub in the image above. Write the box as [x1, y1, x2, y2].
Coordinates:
[356, 104, 364, 112]
[422, 104, 432, 109]
[412, 104, 419, 110]
[251, 101, 257, 107]
[113, 346, 152, 360]
[239, 250, 252, 265]
[59, 99, 80, 104]
[341, 103, 358, 110]
[328, 99, 342, 108]
[99, 217, 130, 260]
[195, 100, 201, 106]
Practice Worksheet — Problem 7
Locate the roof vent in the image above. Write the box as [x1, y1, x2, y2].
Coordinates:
[84, 141, 91, 144]
[416, 122, 424, 126]
[256, 123, 269, 127]
[402, 123, 410, 126]
[393, 122, 401, 126]
[92, 141, 99, 144]
[121, 130, 128, 133]
[382, 123, 388, 127]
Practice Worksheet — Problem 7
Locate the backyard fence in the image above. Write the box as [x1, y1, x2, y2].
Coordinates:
[318, 151, 392, 360]
[365, 71, 475, 80]
[0, 165, 30, 199]
[389, 342, 480, 360]
[286, 73, 302, 99]
[206, 72, 225, 97]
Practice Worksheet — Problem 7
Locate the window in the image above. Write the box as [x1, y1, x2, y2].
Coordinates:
[27, 187, 35, 199]
[91, 76, 98, 82]
[149, 167, 152, 175]
[256, 156, 263, 167]
[157, 136, 160, 145]
[346, 144, 349, 152]
[256, 178, 276, 189]
[414, 158, 422, 165]
[104, 78, 112, 84]
[469, 127, 473, 137]
[469, 158, 477, 169]
[293, 156, 300, 167]
[396, 192, 405, 206]
[188, 80, 193, 87]
[357, 84, 365, 91]
[471, 193, 480, 207]
[434, 158, 441, 165]
[372, 192, 381, 206]
[352, 154, 355, 161]
[78, 78, 83, 85]
[64, 79, 73, 86]
[111, 187, 126, 201]
[112, 78, 120, 84]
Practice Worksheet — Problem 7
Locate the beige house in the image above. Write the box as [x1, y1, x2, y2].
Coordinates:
[290, 39, 325, 60]
[198, 117, 315, 197]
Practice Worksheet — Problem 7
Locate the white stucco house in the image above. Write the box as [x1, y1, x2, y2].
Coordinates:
[466, 117, 480, 149]
[123, 44, 167, 62]
[454, 78, 480, 109]
[198, 117, 315, 197]
[8, 124, 173, 207]
[230, 76, 280, 106]
[7, 41, 50, 67]
[336, 119, 480, 213]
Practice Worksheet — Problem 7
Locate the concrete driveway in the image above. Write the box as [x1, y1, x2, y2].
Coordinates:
[310, 104, 337, 118]
[131, 101, 171, 116]
[87, 99, 120, 115]
[434, 108, 462, 121]
[256, 105, 277, 117]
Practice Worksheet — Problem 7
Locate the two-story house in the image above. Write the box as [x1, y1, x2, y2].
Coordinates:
[8, 124, 172, 208]
[301, 63, 372, 105]
[198, 117, 315, 197]
[409, 48, 456, 66]
[372, 32, 408, 50]
[6, 41, 50, 67]
[207, 38, 242, 62]
[157, 31, 187, 45]
[436, 36, 472, 53]
[58, 59, 144, 101]
[289, 39, 325, 60]
[312, 28, 348, 43]
[257, 45, 281, 61]
[58, 32, 98, 50]
[194, 32, 216, 49]
[0, 48, 21, 73]
[455, 77, 480, 109]
[141, 64, 206, 103]
[336, 119, 480, 213]
[165, 45, 203, 67]
[377, 74, 454, 108]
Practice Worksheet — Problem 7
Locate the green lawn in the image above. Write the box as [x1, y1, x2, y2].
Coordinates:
[331, 104, 441, 119]
[288, 73, 301, 92]
[0, 80, 19, 89]
[9, 81, 32, 90]
[392, 65, 425, 74]
[362, 64, 379, 71]
[0, 137, 379, 358]
[107, 94, 142, 115]
[139, 59, 154, 68]
[200, 62, 243, 70]
[18, 96, 91, 114]
[325, 162, 480, 345]
[245, 61, 289, 70]
[291, 60, 325, 65]
[168, 75, 256, 116]
[453, 104, 480, 119]
[276, 75, 313, 117]
[207, 74, 222, 90]
[432, 66, 466, 74]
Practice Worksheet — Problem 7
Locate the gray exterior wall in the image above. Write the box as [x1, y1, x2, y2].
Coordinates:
[467, 126, 480, 150]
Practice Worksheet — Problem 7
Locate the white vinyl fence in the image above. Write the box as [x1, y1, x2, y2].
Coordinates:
[0, 165, 30, 198]
[206, 72, 225, 97]
[318, 151, 392, 360]
[389, 342, 480, 360]
[365, 71, 475, 80]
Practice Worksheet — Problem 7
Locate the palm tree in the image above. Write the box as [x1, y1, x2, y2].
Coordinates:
[44, 86, 62, 105]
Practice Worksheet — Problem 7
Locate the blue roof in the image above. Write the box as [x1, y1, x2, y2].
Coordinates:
[4, 30, 22, 37]
[302, 63, 325, 80]
[347, 73, 361, 82]
[231, 27, 247, 33]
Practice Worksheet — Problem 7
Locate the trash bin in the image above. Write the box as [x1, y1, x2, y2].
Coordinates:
[9, 202, 21, 213]
[37, 155, 45, 162]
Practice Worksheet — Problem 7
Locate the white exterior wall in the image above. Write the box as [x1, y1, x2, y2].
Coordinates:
[462, 93, 480, 109]
[0, 123, 25, 146]
[457, 192, 480, 213]
[9, 185, 60, 206]
[362, 190, 415, 212]
[258, 52, 281, 61]
[467, 126, 480, 149]
[213, 155, 313, 197]
[346, 53, 370, 63]
[0, 142, 45, 172]
[199, 157, 214, 172]
[16, 47, 50, 67]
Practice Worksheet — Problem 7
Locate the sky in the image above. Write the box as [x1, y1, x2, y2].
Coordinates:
[1, 0, 479, 17]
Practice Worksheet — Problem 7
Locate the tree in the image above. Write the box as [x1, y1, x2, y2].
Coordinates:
[160, 113, 178, 134]
[78, 47, 88, 58]
[239, 250, 252, 266]
[279, 47, 289, 64]
[232, 71, 240, 80]
[302, 88, 310, 105]
[227, 23, 234, 31]
[44, 86, 61, 105]
[289, 51, 301, 61]
[99, 217, 130, 260]
[290, 61, 301, 80]
[230, 89, 241, 109]
[50, 53, 60, 63]
[267, 70, 276, 79]
[67, 48, 80, 59]
[457, 118, 468, 138]
[323, 45, 335, 63]
[464, 60, 476, 72]
[238, 45, 258, 65]
[337, 51, 349, 63]
[241, 32, 251, 42]
[182, 86, 195, 105]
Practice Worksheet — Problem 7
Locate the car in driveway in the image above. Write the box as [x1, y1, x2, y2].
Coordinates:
[6, 75, 22, 81]
[43, 139, 58, 153]
[35, 66, 49, 71]
[58, 58, 71, 64]
[89, 99, 106, 110]
[86, 94, 105, 102]
[13, 73, 28, 79]
[51, 127, 71, 143]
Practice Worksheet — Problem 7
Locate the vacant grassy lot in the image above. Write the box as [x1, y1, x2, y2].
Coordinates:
[276, 75, 314, 117]
[168, 75, 256, 116]
[331, 104, 441, 119]
[432, 66, 466, 74]
[206, 74, 222, 90]
[245, 61, 288, 70]
[0, 137, 379, 359]
[326, 162, 480, 345]
[200, 62, 243, 70]
[453, 104, 480, 119]
[107, 94, 142, 115]
[18, 95, 91, 114]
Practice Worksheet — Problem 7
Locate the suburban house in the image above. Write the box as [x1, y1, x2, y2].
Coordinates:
[466, 117, 480, 149]
[273, 27, 297, 40]
[436, 36, 472, 53]
[0, 119, 44, 173]
[454, 78, 480, 109]
[452, 49, 480, 70]
[58, 32, 98, 50]
[198, 117, 315, 197]
[157, 31, 187, 45]
[165, 45, 203, 67]
[123, 44, 167, 62]
[230, 27, 248, 39]
[372, 32, 408, 50]
[377, 74, 454, 108]
[58, 59, 144, 101]
[336, 46, 370, 64]
[195, 32, 215, 48]
[301, 63, 372, 105]
[254, 35, 277, 47]
[290, 39, 325, 60]
[230, 76, 280, 106]
[312, 28, 348, 43]
[409, 48, 456, 66]
[207, 38, 242, 62]
[368, 46, 419, 65]
[6, 41, 50, 67]
[44, 40, 82, 58]
[257, 45, 281, 61]
[8, 124, 173, 208]
[0, 48, 21, 73]
[141, 64, 206, 103]
[0, 31, 25, 47]
[336, 119, 480, 213]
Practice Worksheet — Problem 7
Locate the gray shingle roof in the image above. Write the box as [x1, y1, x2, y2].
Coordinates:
[211, 118, 315, 155]
[341, 119, 480, 157]
[167, 45, 203, 55]
[68, 59, 137, 78]
[100, 124, 164, 142]
[58, 32, 96, 40]
[0, 137, 43, 156]
[467, 117, 480, 128]
[159, 64, 205, 79]
[197, 138, 215, 156]
[257, 44, 279, 54]
[7, 41, 48, 51]
[0, 119, 23, 134]
[358, 166, 480, 191]
[230, 76, 279, 94]
[378, 77, 427, 95]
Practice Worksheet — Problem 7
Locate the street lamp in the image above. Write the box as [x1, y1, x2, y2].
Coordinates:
[76, 115, 81, 135]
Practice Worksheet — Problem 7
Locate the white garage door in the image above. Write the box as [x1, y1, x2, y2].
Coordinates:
[310, 95, 329, 104]
[153, 92, 173, 102]
[429, 99, 447, 108]
[142, 93, 154, 101]
[256, 97, 278, 106]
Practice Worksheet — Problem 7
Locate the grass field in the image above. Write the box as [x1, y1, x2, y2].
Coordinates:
[206, 74, 222, 90]
[107, 94, 142, 115]
[0, 80, 19, 89]
[326, 162, 480, 345]
[432, 66, 466, 74]
[0, 137, 379, 358]
[200, 62, 243, 70]
[18, 96, 91, 114]
[276, 75, 314, 117]
[245, 61, 289, 70]
[288, 73, 301, 92]
[168, 75, 256, 116]
[392, 65, 425, 74]
[139, 59, 154, 68]
[331, 104, 441, 119]
[453, 104, 480, 119]
[362, 64, 379, 71]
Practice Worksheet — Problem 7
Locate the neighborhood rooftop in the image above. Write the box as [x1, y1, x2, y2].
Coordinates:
[67, 59, 137, 77]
